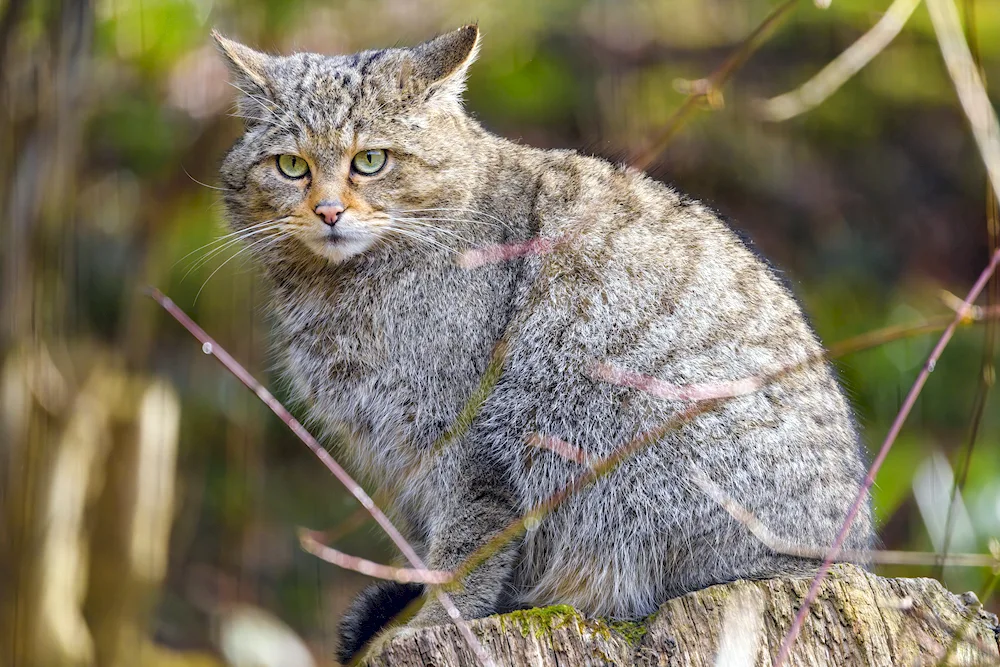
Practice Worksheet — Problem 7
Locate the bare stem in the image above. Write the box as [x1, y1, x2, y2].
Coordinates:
[926, 0, 1000, 201]
[629, 0, 798, 171]
[757, 0, 921, 122]
[298, 530, 453, 584]
[691, 467, 998, 569]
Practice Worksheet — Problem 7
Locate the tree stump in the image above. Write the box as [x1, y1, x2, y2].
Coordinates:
[364, 564, 1000, 666]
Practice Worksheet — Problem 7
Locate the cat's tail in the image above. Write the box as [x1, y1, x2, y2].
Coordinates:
[337, 581, 423, 665]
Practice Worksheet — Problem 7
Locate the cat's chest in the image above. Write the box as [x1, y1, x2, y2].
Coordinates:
[275, 289, 390, 378]
[271, 270, 452, 388]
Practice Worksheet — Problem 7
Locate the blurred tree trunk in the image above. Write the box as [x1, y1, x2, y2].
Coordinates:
[365, 564, 1000, 666]
[0, 346, 222, 667]
[0, 0, 92, 348]
[0, 2, 221, 663]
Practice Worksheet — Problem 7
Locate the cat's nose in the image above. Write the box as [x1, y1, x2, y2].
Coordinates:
[314, 200, 344, 227]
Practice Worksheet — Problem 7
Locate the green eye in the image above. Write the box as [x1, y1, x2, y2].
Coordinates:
[351, 149, 387, 176]
[277, 154, 309, 179]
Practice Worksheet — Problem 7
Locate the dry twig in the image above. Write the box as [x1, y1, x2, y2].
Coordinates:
[629, 0, 798, 171]
[298, 530, 454, 585]
[691, 467, 999, 569]
[926, 0, 1000, 201]
[757, 0, 922, 122]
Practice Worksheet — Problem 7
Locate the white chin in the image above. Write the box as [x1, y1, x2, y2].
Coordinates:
[308, 236, 375, 263]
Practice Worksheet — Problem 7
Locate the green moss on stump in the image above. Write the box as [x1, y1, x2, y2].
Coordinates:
[499, 604, 580, 639]
[607, 618, 649, 646]
[495, 604, 652, 648]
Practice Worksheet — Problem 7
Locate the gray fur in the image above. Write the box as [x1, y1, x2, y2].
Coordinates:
[215, 24, 874, 639]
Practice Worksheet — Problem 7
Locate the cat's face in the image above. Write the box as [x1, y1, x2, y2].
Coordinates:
[217, 26, 480, 264]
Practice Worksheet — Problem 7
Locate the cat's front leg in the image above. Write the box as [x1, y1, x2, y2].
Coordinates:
[358, 477, 522, 662]
[408, 478, 523, 627]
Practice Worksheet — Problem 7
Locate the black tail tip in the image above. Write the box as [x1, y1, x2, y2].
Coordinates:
[337, 581, 423, 665]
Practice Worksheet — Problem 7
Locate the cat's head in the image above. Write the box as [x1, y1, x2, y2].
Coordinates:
[215, 26, 482, 265]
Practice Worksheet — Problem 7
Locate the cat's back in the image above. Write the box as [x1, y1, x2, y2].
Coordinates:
[516, 149, 824, 393]
[482, 151, 871, 615]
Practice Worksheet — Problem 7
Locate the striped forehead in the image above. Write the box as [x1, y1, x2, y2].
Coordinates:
[270, 50, 397, 145]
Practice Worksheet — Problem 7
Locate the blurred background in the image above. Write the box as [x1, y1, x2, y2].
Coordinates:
[2, 0, 999, 664]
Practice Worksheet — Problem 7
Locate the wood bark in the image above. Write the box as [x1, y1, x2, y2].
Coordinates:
[364, 564, 1000, 666]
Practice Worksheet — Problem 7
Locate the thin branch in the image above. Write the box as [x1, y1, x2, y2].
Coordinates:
[939, 0, 999, 583]
[146, 288, 495, 667]
[690, 467, 998, 569]
[526, 433, 592, 466]
[756, 0, 922, 122]
[593, 305, 1000, 404]
[937, 380, 991, 580]
[457, 237, 561, 269]
[430, 339, 509, 455]
[940, 288, 988, 321]
[773, 246, 1000, 667]
[526, 438, 1000, 570]
[926, 0, 1000, 202]
[825, 308, 1000, 356]
[452, 403, 715, 583]
[298, 530, 453, 585]
[629, 0, 798, 171]
[591, 362, 761, 401]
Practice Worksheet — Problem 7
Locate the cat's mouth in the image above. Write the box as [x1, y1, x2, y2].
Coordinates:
[317, 223, 368, 245]
[302, 223, 376, 263]
[322, 229, 350, 244]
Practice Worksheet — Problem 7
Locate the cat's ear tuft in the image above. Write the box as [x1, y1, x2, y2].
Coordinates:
[212, 30, 270, 93]
[409, 24, 480, 106]
[212, 31, 277, 127]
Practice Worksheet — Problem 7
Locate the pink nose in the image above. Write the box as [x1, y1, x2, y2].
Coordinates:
[314, 200, 344, 226]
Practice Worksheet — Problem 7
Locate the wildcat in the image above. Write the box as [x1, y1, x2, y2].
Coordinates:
[214, 25, 874, 663]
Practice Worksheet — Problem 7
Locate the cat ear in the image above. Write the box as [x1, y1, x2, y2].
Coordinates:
[212, 30, 275, 122]
[212, 31, 271, 88]
[408, 25, 480, 106]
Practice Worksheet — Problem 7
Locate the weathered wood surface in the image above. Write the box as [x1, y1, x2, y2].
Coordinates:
[364, 564, 1000, 666]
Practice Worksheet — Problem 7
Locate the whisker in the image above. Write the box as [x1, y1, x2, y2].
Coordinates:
[381, 224, 445, 250]
[181, 221, 290, 279]
[171, 218, 291, 271]
[194, 232, 287, 303]
[235, 234, 288, 269]
[181, 223, 288, 276]
[402, 205, 505, 222]
[394, 215, 501, 230]
[380, 225, 457, 255]
[182, 166, 232, 192]
[401, 207, 512, 230]
[389, 217, 471, 243]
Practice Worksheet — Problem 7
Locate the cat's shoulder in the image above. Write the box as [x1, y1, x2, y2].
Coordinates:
[525, 148, 738, 253]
